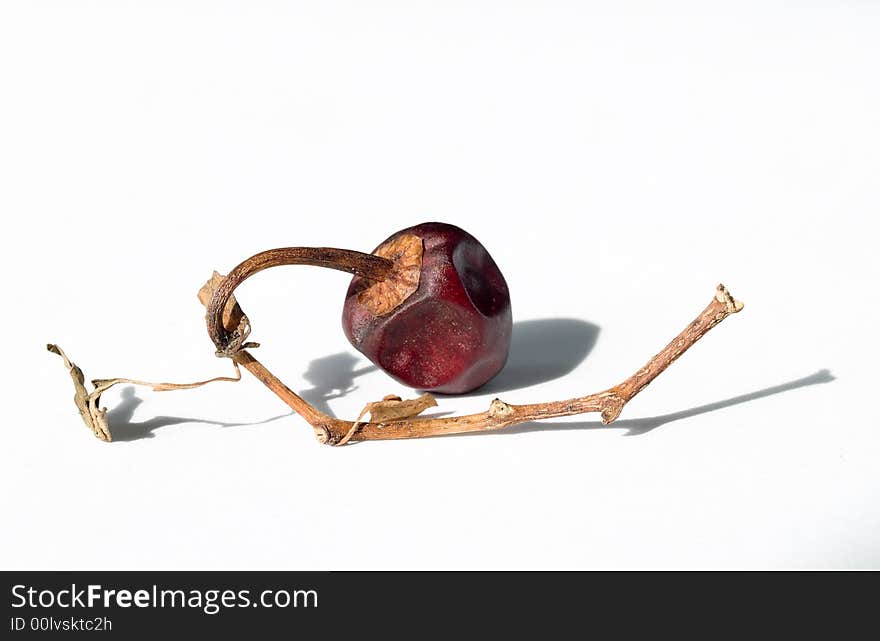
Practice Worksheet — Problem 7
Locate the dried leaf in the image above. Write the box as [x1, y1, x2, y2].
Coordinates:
[335, 392, 438, 446]
[363, 393, 438, 423]
[47, 344, 112, 442]
[48, 343, 241, 443]
[198, 270, 246, 332]
[198, 270, 258, 355]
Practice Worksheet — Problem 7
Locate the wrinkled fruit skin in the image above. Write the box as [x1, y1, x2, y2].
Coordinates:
[342, 222, 512, 394]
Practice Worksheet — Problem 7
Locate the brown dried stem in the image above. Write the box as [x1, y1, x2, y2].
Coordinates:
[206, 247, 394, 357]
[204, 255, 743, 444]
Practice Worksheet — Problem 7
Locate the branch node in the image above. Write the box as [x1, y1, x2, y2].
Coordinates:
[489, 398, 514, 419]
[600, 396, 626, 424]
[313, 425, 331, 445]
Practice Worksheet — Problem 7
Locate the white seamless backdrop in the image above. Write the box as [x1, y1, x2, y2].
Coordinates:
[1, 1, 877, 569]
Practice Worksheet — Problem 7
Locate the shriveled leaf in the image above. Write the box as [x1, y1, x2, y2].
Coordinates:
[47, 344, 112, 442]
[198, 270, 246, 332]
[335, 392, 438, 446]
[48, 343, 241, 443]
[363, 393, 438, 423]
[198, 270, 257, 355]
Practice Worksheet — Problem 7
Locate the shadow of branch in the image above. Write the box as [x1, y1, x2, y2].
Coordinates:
[106, 387, 293, 442]
[298, 352, 377, 418]
[105, 362, 835, 443]
[489, 369, 836, 437]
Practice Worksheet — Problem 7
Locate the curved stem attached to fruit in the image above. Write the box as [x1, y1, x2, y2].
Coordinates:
[206, 247, 395, 357]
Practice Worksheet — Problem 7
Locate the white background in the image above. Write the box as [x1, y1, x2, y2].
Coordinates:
[1, 1, 877, 569]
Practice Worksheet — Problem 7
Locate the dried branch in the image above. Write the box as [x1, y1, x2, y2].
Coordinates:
[200, 267, 744, 445]
[49, 238, 743, 446]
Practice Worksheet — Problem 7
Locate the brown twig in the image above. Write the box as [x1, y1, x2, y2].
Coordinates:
[208, 272, 743, 444]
